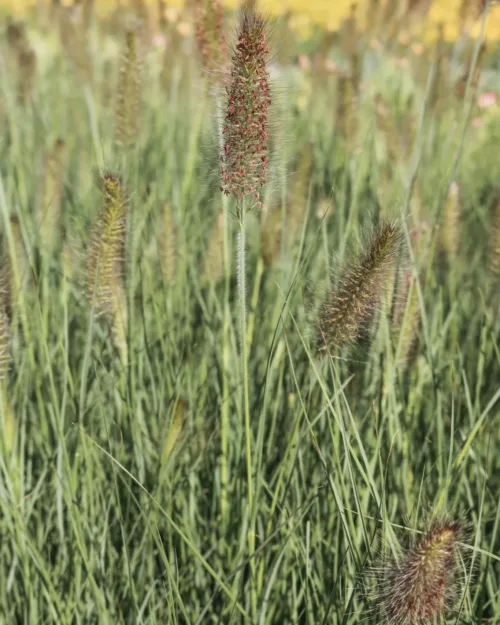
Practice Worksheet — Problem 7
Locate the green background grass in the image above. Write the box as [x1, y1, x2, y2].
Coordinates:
[0, 4, 499, 623]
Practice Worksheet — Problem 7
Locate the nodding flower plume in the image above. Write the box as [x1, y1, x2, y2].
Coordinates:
[195, 0, 227, 71]
[317, 220, 401, 354]
[220, 10, 271, 207]
[86, 172, 128, 363]
[376, 520, 464, 625]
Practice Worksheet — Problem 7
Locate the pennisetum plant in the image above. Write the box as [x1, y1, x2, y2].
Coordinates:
[374, 519, 466, 625]
[317, 220, 401, 356]
[115, 29, 141, 150]
[0, 291, 14, 455]
[38, 138, 67, 259]
[219, 7, 271, 612]
[194, 0, 227, 72]
[86, 172, 128, 366]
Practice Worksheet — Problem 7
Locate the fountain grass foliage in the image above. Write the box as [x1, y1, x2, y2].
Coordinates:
[0, 2, 499, 623]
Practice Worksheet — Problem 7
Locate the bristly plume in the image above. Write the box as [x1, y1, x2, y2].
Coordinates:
[38, 138, 67, 257]
[195, 0, 227, 71]
[86, 172, 128, 363]
[375, 519, 465, 625]
[220, 9, 272, 206]
[317, 220, 401, 354]
[116, 29, 141, 148]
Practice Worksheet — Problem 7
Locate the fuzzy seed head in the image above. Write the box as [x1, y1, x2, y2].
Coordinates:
[86, 172, 127, 318]
[317, 220, 401, 353]
[220, 10, 272, 202]
[377, 520, 463, 625]
[195, 0, 227, 70]
[116, 29, 141, 148]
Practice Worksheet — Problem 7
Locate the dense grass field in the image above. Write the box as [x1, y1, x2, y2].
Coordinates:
[0, 1, 499, 623]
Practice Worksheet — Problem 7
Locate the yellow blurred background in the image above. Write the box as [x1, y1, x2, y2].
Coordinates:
[2, 0, 500, 40]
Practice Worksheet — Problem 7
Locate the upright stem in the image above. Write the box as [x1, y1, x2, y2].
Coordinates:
[237, 207, 252, 511]
[237, 204, 256, 615]
[217, 98, 230, 525]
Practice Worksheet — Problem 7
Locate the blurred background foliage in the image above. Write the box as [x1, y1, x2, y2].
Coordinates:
[3, 0, 500, 41]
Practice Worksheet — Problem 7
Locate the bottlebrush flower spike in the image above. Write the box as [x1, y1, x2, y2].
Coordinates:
[376, 520, 464, 625]
[195, 0, 227, 71]
[317, 220, 401, 354]
[116, 29, 141, 148]
[86, 172, 128, 363]
[220, 9, 272, 206]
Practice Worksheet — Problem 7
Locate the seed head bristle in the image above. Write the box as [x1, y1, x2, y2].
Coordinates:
[116, 29, 141, 148]
[86, 172, 127, 318]
[220, 9, 272, 205]
[376, 520, 464, 625]
[195, 0, 227, 71]
[317, 220, 401, 354]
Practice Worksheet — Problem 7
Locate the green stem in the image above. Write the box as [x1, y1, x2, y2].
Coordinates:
[218, 97, 230, 525]
[237, 205, 256, 616]
[246, 256, 264, 351]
